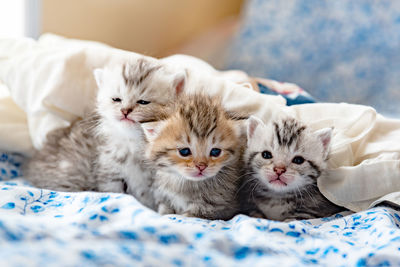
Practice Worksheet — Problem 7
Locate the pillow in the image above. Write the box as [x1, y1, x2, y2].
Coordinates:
[226, 0, 400, 116]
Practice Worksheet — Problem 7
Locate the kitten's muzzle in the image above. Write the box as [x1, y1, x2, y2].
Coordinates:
[121, 108, 133, 116]
[195, 163, 208, 172]
[120, 108, 136, 123]
[273, 166, 286, 175]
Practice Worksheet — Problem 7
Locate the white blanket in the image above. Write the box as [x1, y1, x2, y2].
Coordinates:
[0, 34, 400, 212]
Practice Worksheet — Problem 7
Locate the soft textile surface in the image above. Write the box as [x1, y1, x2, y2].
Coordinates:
[227, 0, 400, 117]
[0, 34, 284, 153]
[1, 34, 400, 211]
[1, 154, 400, 266]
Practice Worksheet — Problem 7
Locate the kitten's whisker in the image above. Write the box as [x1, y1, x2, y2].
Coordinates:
[235, 174, 258, 195]
[250, 180, 260, 204]
[302, 186, 319, 208]
[295, 186, 305, 207]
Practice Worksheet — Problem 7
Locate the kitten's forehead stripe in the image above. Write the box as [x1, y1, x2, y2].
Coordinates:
[206, 124, 217, 138]
[186, 134, 191, 144]
[274, 118, 306, 148]
[122, 59, 162, 89]
[179, 96, 220, 139]
[274, 123, 282, 146]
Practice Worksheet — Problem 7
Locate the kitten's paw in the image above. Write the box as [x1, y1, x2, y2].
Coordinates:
[157, 204, 175, 215]
[98, 180, 125, 193]
[283, 215, 314, 222]
[283, 218, 296, 223]
[182, 212, 197, 218]
[249, 211, 265, 219]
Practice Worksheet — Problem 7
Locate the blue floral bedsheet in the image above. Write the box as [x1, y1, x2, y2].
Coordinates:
[1, 153, 400, 267]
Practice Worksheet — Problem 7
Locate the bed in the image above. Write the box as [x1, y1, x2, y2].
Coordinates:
[2, 1, 400, 263]
[1, 152, 400, 266]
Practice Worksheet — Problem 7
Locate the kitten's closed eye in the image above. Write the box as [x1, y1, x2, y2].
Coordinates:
[261, 151, 273, 159]
[210, 148, 222, 157]
[178, 148, 191, 157]
[112, 97, 122, 102]
[137, 100, 151, 105]
[292, 156, 305, 164]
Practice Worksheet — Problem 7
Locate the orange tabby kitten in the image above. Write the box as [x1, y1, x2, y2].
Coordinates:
[142, 94, 243, 220]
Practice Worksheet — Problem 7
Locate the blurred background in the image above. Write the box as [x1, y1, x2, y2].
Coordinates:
[1, 0, 400, 116]
[0, 0, 243, 67]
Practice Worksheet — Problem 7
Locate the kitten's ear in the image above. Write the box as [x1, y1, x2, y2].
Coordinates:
[93, 68, 104, 87]
[172, 70, 187, 95]
[247, 116, 264, 139]
[141, 121, 165, 142]
[315, 127, 333, 156]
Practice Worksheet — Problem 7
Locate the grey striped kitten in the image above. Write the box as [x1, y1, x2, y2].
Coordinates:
[142, 94, 243, 220]
[26, 58, 185, 209]
[240, 115, 345, 221]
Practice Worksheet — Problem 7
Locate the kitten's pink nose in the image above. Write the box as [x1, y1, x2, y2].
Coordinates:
[274, 166, 286, 175]
[121, 108, 133, 116]
[196, 163, 208, 172]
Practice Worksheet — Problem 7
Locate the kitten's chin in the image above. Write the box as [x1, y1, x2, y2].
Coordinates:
[269, 179, 287, 187]
[110, 119, 143, 138]
[120, 117, 136, 124]
[261, 174, 308, 193]
[266, 182, 292, 193]
[260, 174, 294, 193]
[180, 171, 216, 182]
[183, 176, 210, 182]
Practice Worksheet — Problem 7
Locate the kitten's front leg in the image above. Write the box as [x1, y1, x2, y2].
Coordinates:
[282, 211, 316, 221]
[182, 211, 196, 218]
[183, 203, 236, 220]
[182, 202, 216, 219]
[249, 210, 266, 219]
[283, 218, 297, 223]
[157, 203, 176, 215]
[97, 178, 125, 193]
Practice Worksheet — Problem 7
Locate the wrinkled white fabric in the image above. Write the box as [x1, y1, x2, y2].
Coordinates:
[0, 35, 159, 152]
[0, 35, 285, 152]
[0, 83, 31, 154]
[0, 34, 399, 211]
[288, 104, 400, 211]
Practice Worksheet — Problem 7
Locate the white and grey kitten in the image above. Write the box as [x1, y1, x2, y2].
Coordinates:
[142, 94, 243, 220]
[240, 116, 344, 221]
[26, 58, 185, 209]
[93, 58, 185, 208]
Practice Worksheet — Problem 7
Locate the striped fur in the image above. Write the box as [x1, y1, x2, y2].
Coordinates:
[239, 116, 345, 221]
[122, 58, 162, 87]
[143, 94, 244, 220]
[25, 57, 185, 210]
[273, 119, 306, 147]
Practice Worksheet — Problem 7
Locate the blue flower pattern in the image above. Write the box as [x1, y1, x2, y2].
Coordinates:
[226, 0, 400, 117]
[0, 153, 23, 181]
[0, 152, 400, 266]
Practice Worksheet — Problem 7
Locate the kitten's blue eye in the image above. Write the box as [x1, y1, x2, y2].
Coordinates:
[292, 156, 305, 164]
[112, 97, 122, 102]
[210, 148, 222, 157]
[178, 148, 191, 157]
[137, 100, 150, 105]
[261, 151, 272, 159]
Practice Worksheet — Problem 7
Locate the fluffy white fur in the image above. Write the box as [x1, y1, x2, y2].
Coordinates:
[94, 62, 186, 208]
[246, 116, 331, 193]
